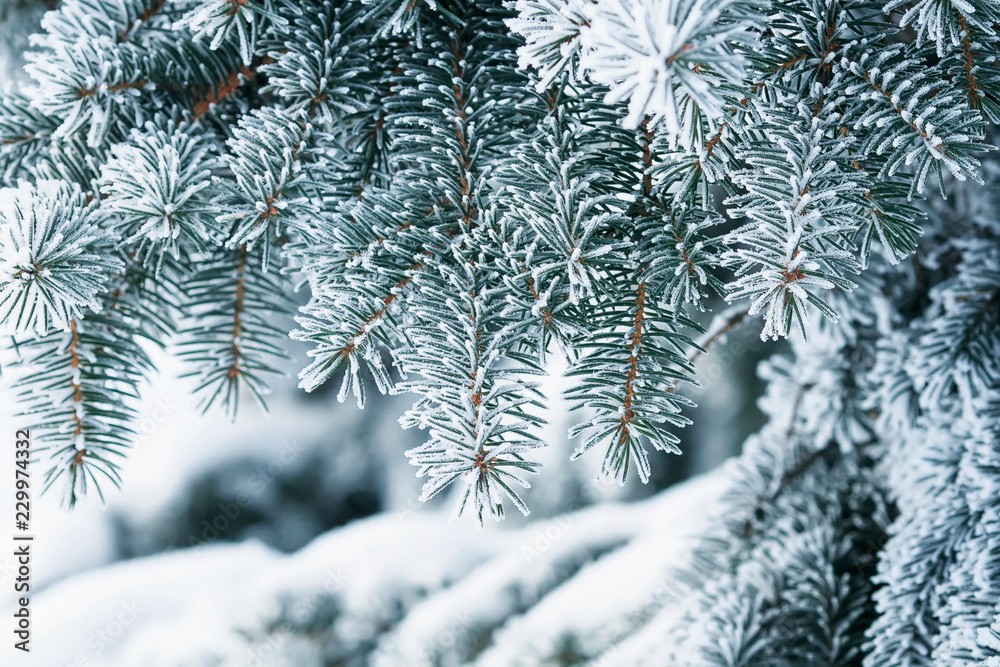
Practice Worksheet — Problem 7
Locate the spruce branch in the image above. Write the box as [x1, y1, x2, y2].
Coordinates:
[99, 119, 220, 268]
[177, 243, 290, 417]
[567, 274, 697, 484]
[0, 180, 118, 335]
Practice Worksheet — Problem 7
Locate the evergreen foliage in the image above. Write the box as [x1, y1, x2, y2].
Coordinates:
[0, 0, 998, 662]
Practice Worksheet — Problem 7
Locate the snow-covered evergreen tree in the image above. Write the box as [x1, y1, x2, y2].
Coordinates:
[0, 0, 998, 662]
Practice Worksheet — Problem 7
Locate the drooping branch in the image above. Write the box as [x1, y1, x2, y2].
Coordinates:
[619, 281, 647, 445]
[957, 14, 981, 108]
[226, 245, 247, 382]
[338, 261, 423, 359]
[68, 318, 86, 443]
[450, 39, 478, 228]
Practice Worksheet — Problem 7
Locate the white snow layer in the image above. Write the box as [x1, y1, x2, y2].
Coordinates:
[3, 472, 725, 666]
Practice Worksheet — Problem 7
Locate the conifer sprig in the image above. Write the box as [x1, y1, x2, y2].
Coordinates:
[0, 0, 997, 542]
